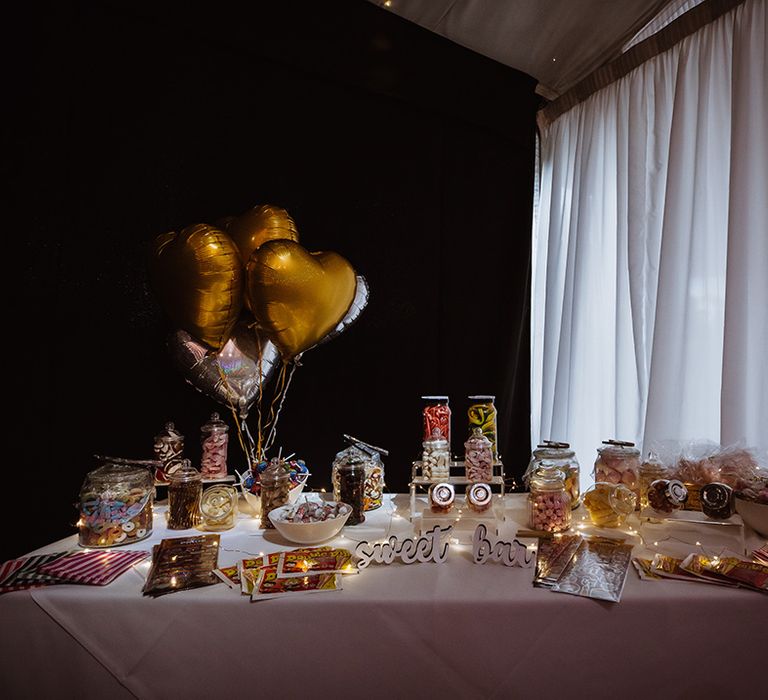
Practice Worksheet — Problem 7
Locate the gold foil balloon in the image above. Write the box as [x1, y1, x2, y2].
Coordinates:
[224, 204, 299, 263]
[246, 240, 357, 359]
[149, 223, 243, 351]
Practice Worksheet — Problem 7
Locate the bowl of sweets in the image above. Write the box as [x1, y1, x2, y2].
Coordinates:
[268, 500, 351, 545]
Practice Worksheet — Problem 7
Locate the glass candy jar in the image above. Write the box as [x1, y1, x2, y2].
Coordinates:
[78, 459, 154, 548]
[647, 479, 688, 515]
[639, 453, 669, 510]
[199, 485, 237, 531]
[422, 396, 451, 444]
[594, 440, 641, 502]
[200, 413, 229, 480]
[338, 462, 367, 525]
[332, 439, 385, 512]
[583, 482, 637, 528]
[168, 460, 202, 529]
[468, 395, 498, 457]
[153, 421, 185, 483]
[465, 427, 493, 482]
[527, 466, 571, 533]
[429, 483, 455, 514]
[422, 431, 451, 480]
[260, 463, 292, 529]
[700, 483, 735, 520]
[525, 441, 581, 508]
[466, 483, 493, 513]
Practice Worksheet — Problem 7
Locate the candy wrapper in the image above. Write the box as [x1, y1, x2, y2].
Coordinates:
[551, 539, 633, 603]
[683, 555, 768, 593]
[533, 535, 582, 588]
[214, 565, 241, 589]
[278, 548, 356, 577]
[632, 558, 662, 581]
[142, 535, 220, 597]
[751, 543, 768, 566]
[237, 547, 337, 594]
[651, 554, 737, 587]
[678, 554, 740, 587]
[251, 568, 342, 601]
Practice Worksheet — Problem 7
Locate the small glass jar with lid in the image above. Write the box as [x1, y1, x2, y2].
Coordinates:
[647, 479, 688, 514]
[527, 464, 571, 532]
[639, 453, 669, 510]
[153, 421, 185, 483]
[167, 460, 202, 529]
[429, 483, 455, 514]
[525, 441, 581, 508]
[78, 459, 154, 548]
[594, 440, 641, 502]
[583, 482, 637, 528]
[466, 483, 493, 513]
[465, 428, 494, 482]
[199, 485, 238, 531]
[200, 413, 229, 480]
[338, 462, 367, 525]
[422, 396, 451, 445]
[422, 430, 451, 480]
[467, 395, 497, 457]
[332, 436, 386, 512]
[260, 463, 292, 529]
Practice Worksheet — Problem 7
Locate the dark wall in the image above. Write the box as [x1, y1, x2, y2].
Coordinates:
[11, 0, 537, 561]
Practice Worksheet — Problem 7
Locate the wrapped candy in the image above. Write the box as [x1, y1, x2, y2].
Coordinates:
[465, 428, 493, 482]
[527, 466, 571, 533]
[274, 501, 351, 524]
[200, 413, 229, 480]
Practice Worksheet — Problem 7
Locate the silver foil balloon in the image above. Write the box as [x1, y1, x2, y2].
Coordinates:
[317, 275, 370, 347]
[169, 322, 280, 418]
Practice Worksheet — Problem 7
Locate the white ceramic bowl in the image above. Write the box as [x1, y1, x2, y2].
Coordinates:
[267, 502, 351, 545]
[238, 473, 308, 517]
[734, 496, 768, 537]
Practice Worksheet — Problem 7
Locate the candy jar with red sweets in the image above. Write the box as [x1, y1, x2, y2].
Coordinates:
[594, 440, 641, 503]
[527, 464, 571, 533]
[153, 422, 185, 483]
[422, 396, 451, 446]
[200, 413, 229, 480]
[464, 428, 493, 482]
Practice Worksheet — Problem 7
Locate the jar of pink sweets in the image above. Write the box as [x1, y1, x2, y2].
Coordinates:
[527, 464, 571, 533]
[594, 440, 641, 503]
[200, 413, 229, 480]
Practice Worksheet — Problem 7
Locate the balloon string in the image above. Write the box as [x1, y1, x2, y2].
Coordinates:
[262, 360, 299, 456]
[254, 329, 265, 462]
[259, 362, 288, 458]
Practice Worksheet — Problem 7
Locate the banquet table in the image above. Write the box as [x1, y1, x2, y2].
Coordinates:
[1, 493, 766, 700]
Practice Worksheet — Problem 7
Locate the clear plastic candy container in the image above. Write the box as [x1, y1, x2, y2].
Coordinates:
[200, 413, 229, 480]
[527, 466, 571, 533]
[525, 441, 581, 508]
[594, 440, 641, 500]
[422, 396, 451, 445]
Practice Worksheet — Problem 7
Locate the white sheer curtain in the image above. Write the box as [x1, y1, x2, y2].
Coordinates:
[532, 0, 767, 488]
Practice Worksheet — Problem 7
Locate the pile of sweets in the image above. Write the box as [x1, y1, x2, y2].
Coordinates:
[273, 501, 350, 524]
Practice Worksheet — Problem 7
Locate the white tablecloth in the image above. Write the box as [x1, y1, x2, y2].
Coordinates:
[1, 495, 766, 700]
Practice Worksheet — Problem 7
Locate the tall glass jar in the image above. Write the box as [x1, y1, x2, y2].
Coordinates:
[422, 432, 451, 480]
[527, 466, 571, 533]
[200, 413, 229, 480]
[468, 395, 498, 457]
[260, 464, 292, 529]
[167, 460, 202, 529]
[338, 462, 367, 525]
[525, 441, 581, 508]
[639, 453, 668, 510]
[199, 485, 237, 531]
[78, 459, 154, 548]
[332, 440, 385, 512]
[594, 440, 641, 502]
[153, 421, 185, 483]
[422, 396, 451, 445]
[464, 428, 494, 482]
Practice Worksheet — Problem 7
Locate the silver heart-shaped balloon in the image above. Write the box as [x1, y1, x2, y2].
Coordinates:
[169, 322, 280, 418]
[316, 274, 370, 348]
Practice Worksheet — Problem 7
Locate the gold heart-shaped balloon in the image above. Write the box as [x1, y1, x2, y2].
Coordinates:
[246, 240, 356, 359]
[224, 204, 299, 263]
[149, 223, 243, 351]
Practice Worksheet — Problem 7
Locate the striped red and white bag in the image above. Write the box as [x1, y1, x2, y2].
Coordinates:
[38, 549, 150, 586]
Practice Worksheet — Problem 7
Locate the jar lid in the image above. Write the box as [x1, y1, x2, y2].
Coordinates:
[468, 395, 495, 401]
[701, 482, 733, 512]
[598, 439, 639, 456]
[533, 446, 576, 459]
[665, 479, 688, 505]
[540, 440, 570, 449]
[201, 412, 228, 433]
[422, 395, 449, 401]
[467, 483, 492, 508]
[168, 459, 201, 483]
[155, 421, 184, 442]
[261, 462, 291, 485]
[430, 483, 455, 508]
[86, 461, 153, 486]
[531, 464, 566, 489]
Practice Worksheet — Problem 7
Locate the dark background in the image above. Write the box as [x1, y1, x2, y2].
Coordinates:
[11, 0, 538, 562]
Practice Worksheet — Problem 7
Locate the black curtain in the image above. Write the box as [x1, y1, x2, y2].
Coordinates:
[10, 0, 538, 562]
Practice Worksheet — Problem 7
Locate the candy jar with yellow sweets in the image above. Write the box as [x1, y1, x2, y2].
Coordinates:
[525, 441, 581, 508]
[467, 395, 497, 457]
[583, 482, 637, 528]
[527, 464, 571, 533]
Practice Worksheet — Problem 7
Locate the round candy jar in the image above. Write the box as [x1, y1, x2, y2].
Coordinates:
[594, 440, 641, 502]
[464, 428, 493, 482]
[466, 483, 493, 513]
[583, 482, 637, 528]
[199, 485, 237, 531]
[700, 482, 734, 520]
[200, 413, 229, 480]
[525, 441, 581, 508]
[167, 460, 202, 530]
[429, 483, 455, 514]
[78, 459, 154, 548]
[639, 453, 669, 510]
[527, 466, 571, 533]
[647, 479, 688, 515]
[467, 395, 497, 457]
[153, 422, 185, 483]
[422, 396, 451, 445]
[422, 431, 451, 480]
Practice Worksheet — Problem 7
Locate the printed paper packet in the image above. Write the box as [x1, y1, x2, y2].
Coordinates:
[251, 567, 342, 601]
[278, 548, 356, 577]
